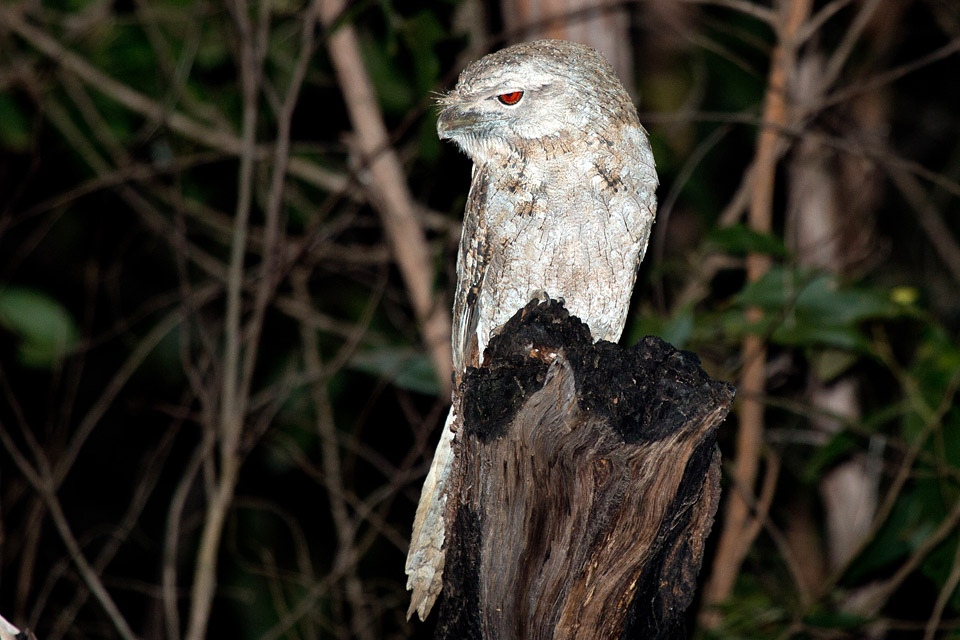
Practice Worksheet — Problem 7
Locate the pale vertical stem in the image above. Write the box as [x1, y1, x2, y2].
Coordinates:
[702, 0, 812, 622]
[185, 1, 268, 638]
[219, 0, 264, 460]
[184, 456, 239, 640]
[163, 442, 207, 640]
[319, 0, 452, 395]
[239, 0, 322, 406]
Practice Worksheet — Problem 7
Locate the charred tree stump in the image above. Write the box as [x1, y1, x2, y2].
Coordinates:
[435, 299, 734, 639]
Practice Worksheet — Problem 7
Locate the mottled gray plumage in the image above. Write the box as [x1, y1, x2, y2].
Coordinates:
[406, 39, 658, 620]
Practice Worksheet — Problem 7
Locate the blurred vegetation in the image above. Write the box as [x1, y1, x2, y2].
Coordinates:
[0, 0, 959, 638]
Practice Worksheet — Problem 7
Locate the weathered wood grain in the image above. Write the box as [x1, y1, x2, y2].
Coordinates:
[435, 299, 733, 639]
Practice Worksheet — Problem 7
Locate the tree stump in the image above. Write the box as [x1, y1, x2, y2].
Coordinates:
[434, 299, 734, 639]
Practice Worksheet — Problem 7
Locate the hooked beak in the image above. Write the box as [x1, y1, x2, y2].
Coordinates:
[437, 103, 481, 140]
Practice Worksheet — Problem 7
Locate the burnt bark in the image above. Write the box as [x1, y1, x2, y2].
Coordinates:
[435, 299, 733, 639]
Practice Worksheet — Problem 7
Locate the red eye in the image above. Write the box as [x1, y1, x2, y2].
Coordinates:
[496, 91, 524, 105]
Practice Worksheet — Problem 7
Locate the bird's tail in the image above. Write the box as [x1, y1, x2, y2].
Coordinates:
[405, 405, 456, 621]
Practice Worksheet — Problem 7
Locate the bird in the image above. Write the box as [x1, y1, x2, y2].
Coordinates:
[406, 39, 658, 621]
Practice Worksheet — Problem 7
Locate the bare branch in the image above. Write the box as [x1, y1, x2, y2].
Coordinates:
[817, 0, 883, 95]
[319, 0, 453, 395]
[886, 163, 960, 288]
[0, 8, 348, 195]
[683, 0, 776, 24]
[702, 0, 813, 620]
[184, 0, 271, 635]
[0, 424, 137, 640]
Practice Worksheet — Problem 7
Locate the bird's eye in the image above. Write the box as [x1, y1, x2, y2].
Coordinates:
[496, 91, 524, 106]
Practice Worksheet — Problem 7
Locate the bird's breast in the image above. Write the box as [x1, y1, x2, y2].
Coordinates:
[471, 158, 651, 355]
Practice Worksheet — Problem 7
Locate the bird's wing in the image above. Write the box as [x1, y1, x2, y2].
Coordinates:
[406, 163, 491, 620]
[451, 163, 490, 374]
[405, 405, 456, 620]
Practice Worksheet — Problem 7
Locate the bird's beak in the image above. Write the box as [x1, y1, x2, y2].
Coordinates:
[437, 105, 479, 140]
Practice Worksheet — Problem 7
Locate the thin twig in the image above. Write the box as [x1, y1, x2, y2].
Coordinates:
[163, 434, 212, 640]
[925, 531, 960, 640]
[239, 0, 323, 412]
[0, 8, 347, 195]
[865, 496, 960, 617]
[184, 0, 269, 635]
[817, 0, 882, 95]
[48, 421, 181, 640]
[0, 423, 138, 640]
[294, 270, 375, 640]
[887, 163, 960, 287]
[821, 36, 960, 112]
[784, 337, 960, 623]
[686, 0, 776, 24]
[798, 0, 854, 44]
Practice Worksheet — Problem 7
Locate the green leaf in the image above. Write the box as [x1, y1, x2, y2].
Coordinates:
[735, 268, 900, 349]
[774, 322, 866, 350]
[739, 269, 897, 324]
[803, 609, 869, 630]
[660, 306, 695, 348]
[707, 223, 787, 257]
[802, 430, 858, 484]
[0, 93, 31, 152]
[810, 347, 860, 382]
[0, 287, 79, 369]
[909, 324, 960, 409]
[349, 347, 440, 395]
[626, 307, 693, 348]
[847, 478, 947, 583]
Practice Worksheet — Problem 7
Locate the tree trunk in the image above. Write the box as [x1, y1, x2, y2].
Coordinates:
[435, 299, 733, 639]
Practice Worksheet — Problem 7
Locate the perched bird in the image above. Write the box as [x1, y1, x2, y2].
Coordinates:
[406, 39, 658, 620]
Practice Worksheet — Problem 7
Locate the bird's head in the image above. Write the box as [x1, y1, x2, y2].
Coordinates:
[437, 40, 638, 162]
